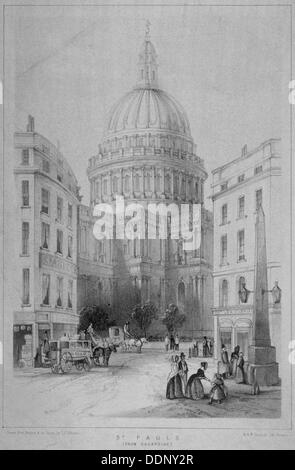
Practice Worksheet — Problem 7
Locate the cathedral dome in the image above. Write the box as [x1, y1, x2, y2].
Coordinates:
[103, 24, 192, 140]
[105, 87, 191, 137]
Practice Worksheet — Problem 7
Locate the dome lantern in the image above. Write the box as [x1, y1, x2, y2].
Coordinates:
[136, 21, 158, 90]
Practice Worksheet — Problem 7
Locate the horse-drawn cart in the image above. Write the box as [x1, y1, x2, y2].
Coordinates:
[49, 339, 92, 374]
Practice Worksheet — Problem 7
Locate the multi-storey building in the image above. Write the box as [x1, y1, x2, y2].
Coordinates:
[211, 139, 282, 362]
[13, 116, 81, 367]
[78, 29, 214, 338]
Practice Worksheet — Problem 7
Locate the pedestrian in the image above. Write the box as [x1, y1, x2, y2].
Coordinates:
[164, 334, 169, 352]
[178, 352, 189, 394]
[166, 355, 184, 399]
[230, 345, 240, 377]
[175, 333, 180, 351]
[170, 333, 175, 351]
[236, 352, 246, 384]
[209, 373, 228, 404]
[219, 344, 230, 378]
[186, 361, 210, 400]
[203, 336, 209, 357]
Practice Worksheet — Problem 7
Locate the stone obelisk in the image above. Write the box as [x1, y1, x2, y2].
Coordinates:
[248, 204, 279, 386]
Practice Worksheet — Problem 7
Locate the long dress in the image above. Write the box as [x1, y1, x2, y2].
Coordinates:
[178, 360, 188, 395]
[185, 368, 206, 400]
[166, 364, 184, 399]
[230, 352, 239, 377]
[219, 349, 230, 376]
[210, 376, 228, 402]
[235, 357, 246, 384]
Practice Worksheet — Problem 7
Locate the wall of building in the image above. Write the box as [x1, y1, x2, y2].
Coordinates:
[211, 139, 281, 363]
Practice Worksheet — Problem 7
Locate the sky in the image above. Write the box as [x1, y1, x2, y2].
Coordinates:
[9, 4, 290, 207]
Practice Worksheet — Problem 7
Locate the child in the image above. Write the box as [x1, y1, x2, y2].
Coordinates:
[209, 373, 228, 404]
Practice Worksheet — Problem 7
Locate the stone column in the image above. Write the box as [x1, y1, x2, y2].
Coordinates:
[248, 205, 279, 386]
[131, 167, 134, 197]
[119, 168, 123, 195]
[108, 171, 112, 200]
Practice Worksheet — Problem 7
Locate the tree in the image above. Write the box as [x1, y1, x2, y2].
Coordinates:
[131, 301, 158, 337]
[78, 305, 111, 333]
[162, 303, 185, 333]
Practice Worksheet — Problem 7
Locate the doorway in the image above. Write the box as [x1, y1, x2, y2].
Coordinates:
[236, 331, 249, 360]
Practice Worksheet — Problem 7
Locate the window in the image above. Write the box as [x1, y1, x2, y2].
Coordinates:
[220, 182, 228, 191]
[238, 196, 245, 218]
[103, 179, 107, 194]
[41, 188, 49, 214]
[42, 274, 50, 305]
[22, 149, 29, 165]
[221, 235, 227, 264]
[56, 277, 63, 307]
[134, 174, 140, 192]
[238, 230, 245, 261]
[238, 174, 245, 183]
[95, 181, 100, 198]
[113, 176, 118, 193]
[195, 182, 199, 199]
[57, 196, 63, 222]
[256, 189, 262, 210]
[22, 222, 29, 255]
[221, 204, 228, 224]
[42, 159, 50, 173]
[68, 203, 73, 227]
[68, 280, 73, 309]
[68, 235, 73, 258]
[220, 279, 228, 307]
[22, 269, 30, 305]
[56, 229, 63, 254]
[124, 175, 130, 192]
[41, 222, 50, 250]
[254, 165, 263, 175]
[80, 226, 87, 253]
[22, 181, 29, 206]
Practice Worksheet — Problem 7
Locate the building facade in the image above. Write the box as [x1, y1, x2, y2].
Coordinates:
[78, 30, 214, 338]
[211, 139, 282, 362]
[13, 116, 81, 367]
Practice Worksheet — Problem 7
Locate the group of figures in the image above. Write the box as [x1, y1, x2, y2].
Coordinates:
[164, 333, 180, 351]
[220, 344, 246, 383]
[191, 336, 214, 357]
[166, 355, 228, 405]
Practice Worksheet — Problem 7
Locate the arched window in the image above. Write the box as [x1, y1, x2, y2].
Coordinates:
[178, 281, 185, 309]
[220, 279, 228, 307]
[97, 281, 103, 304]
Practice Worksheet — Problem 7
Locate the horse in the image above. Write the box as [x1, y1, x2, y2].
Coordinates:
[121, 337, 148, 352]
[92, 343, 117, 367]
[86, 324, 117, 367]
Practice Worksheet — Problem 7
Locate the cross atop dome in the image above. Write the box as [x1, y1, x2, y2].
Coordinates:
[145, 20, 151, 40]
[136, 21, 158, 89]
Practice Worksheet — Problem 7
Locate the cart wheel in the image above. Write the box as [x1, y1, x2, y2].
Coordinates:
[75, 361, 84, 371]
[83, 359, 91, 372]
[60, 352, 72, 373]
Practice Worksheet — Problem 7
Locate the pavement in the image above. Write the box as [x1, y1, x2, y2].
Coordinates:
[4, 348, 281, 426]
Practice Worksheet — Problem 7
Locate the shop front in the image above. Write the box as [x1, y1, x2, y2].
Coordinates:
[13, 324, 33, 368]
[213, 305, 253, 360]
